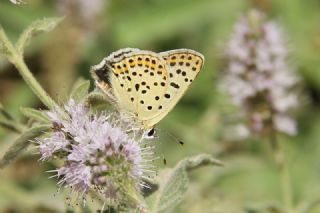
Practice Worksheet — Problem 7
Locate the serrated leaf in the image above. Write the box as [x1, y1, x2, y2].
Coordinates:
[16, 17, 64, 55]
[20, 107, 50, 123]
[70, 79, 91, 102]
[151, 154, 222, 213]
[0, 124, 51, 169]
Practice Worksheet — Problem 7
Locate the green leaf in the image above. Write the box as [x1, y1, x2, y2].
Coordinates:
[0, 124, 51, 169]
[85, 90, 114, 112]
[156, 163, 189, 213]
[0, 103, 25, 133]
[16, 17, 64, 55]
[20, 107, 50, 123]
[0, 119, 23, 133]
[150, 154, 222, 213]
[0, 102, 14, 121]
[183, 153, 223, 171]
[70, 79, 91, 102]
[85, 91, 111, 107]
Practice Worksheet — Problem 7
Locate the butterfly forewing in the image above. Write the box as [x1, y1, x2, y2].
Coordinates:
[106, 50, 169, 122]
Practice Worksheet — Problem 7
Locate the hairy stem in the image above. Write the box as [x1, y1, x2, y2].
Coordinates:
[0, 28, 57, 110]
[270, 134, 294, 213]
[13, 56, 57, 109]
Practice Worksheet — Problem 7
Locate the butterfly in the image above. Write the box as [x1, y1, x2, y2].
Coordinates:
[90, 48, 204, 131]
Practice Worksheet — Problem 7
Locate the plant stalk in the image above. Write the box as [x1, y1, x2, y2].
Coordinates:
[0, 27, 57, 110]
[270, 133, 294, 213]
[13, 56, 57, 109]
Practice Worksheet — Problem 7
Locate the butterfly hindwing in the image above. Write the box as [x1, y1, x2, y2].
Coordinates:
[142, 49, 204, 127]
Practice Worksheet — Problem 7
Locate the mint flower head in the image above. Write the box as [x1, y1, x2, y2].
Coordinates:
[56, 0, 105, 26]
[220, 10, 299, 137]
[36, 99, 155, 210]
[10, 0, 25, 4]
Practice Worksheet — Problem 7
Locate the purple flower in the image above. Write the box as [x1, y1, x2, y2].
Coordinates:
[37, 132, 69, 160]
[36, 99, 155, 209]
[56, 0, 105, 26]
[220, 10, 299, 136]
[273, 114, 297, 136]
[10, 0, 25, 4]
[57, 162, 92, 194]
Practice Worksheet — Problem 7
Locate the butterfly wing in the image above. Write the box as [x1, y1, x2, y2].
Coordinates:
[142, 49, 205, 127]
[91, 48, 169, 126]
[91, 48, 204, 129]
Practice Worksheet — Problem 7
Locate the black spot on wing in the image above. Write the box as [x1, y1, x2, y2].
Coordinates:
[135, 84, 140, 91]
[164, 94, 170, 99]
[170, 82, 180, 89]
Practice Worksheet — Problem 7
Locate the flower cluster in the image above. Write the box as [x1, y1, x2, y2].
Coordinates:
[10, 0, 25, 4]
[220, 10, 299, 136]
[56, 0, 106, 26]
[36, 99, 155, 209]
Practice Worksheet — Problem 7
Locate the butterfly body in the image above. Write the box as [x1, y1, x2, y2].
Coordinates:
[91, 48, 204, 129]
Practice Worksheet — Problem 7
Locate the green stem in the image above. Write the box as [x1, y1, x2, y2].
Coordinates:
[13, 56, 57, 109]
[0, 27, 57, 110]
[270, 134, 294, 213]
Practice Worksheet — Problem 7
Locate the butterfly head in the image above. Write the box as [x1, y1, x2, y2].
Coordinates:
[91, 58, 111, 86]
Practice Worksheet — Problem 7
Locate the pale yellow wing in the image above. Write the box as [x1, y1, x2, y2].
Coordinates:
[91, 48, 204, 129]
[143, 49, 205, 128]
[91, 48, 169, 125]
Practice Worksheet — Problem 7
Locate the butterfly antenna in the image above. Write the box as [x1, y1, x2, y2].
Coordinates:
[146, 128, 168, 167]
[156, 128, 185, 147]
[162, 154, 167, 165]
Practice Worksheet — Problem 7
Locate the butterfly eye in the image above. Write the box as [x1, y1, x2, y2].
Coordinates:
[93, 68, 110, 84]
[147, 128, 155, 137]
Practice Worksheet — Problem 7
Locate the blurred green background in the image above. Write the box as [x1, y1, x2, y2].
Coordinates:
[1, 0, 320, 212]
